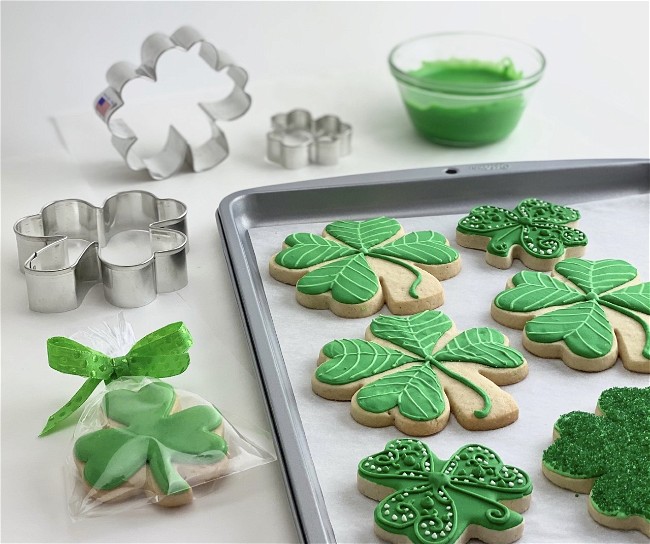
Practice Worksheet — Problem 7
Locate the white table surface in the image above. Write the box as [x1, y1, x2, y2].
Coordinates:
[1, 2, 648, 543]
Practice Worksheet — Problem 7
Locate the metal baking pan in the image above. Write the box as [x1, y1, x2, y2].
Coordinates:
[216, 159, 649, 543]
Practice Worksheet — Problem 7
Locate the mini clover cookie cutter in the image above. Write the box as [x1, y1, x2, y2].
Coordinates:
[13, 191, 188, 313]
[266, 109, 352, 169]
[94, 25, 251, 180]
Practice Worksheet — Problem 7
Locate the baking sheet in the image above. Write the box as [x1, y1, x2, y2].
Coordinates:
[247, 193, 649, 543]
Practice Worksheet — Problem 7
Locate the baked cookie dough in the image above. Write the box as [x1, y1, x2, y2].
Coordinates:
[456, 198, 587, 271]
[313, 310, 528, 435]
[270, 216, 461, 318]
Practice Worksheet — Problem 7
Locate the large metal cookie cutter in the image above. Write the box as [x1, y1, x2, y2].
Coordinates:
[14, 191, 188, 313]
[94, 26, 251, 180]
[267, 109, 352, 169]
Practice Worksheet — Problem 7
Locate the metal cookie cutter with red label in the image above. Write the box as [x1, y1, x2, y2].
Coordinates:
[266, 109, 352, 169]
[94, 26, 251, 180]
[13, 191, 188, 313]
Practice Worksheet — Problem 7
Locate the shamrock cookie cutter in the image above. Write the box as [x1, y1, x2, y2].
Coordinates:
[94, 25, 251, 180]
[266, 109, 352, 169]
[13, 191, 188, 312]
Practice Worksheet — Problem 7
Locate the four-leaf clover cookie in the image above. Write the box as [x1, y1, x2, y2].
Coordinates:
[542, 386, 650, 536]
[313, 310, 528, 435]
[456, 198, 588, 271]
[74, 380, 228, 507]
[358, 439, 533, 544]
[270, 217, 461, 318]
[492, 258, 650, 373]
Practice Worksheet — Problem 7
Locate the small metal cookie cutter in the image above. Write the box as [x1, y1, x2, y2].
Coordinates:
[14, 191, 188, 313]
[94, 26, 251, 180]
[267, 109, 352, 169]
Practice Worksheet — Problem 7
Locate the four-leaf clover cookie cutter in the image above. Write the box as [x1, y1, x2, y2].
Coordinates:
[13, 190, 188, 313]
[94, 25, 251, 180]
[266, 109, 352, 169]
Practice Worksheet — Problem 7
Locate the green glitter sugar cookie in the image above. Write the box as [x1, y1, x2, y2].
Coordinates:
[456, 198, 587, 271]
[358, 439, 533, 544]
[542, 386, 650, 536]
[492, 258, 650, 373]
[269, 216, 461, 318]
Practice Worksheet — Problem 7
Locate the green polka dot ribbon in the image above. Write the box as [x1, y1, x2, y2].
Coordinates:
[40, 322, 193, 437]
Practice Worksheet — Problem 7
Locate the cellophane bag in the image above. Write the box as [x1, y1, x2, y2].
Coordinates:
[62, 315, 276, 519]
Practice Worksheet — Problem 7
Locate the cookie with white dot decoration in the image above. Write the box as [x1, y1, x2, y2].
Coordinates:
[358, 439, 533, 544]
[456, 198, 587, 271]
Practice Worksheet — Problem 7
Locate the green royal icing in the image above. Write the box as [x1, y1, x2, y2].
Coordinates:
[74, 381, 227, 495]
[316, 310, 525, 423]
[542, 387, 650, 524]
[457, 198, 587, 259]
[359, 439, 532, 543]
[275, 217, 459, 304]
[494, 258, 650, 360]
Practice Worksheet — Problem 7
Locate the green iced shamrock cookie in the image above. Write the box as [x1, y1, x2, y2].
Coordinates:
[74, 380, 228, 506]
[542, 386, 650, 536]
[492, 258, 650, 373]
[358, 439, 533, 544]
[269, 216, 461, 317]
[313, 310, 527, 435]
[456, 198, 587, 271]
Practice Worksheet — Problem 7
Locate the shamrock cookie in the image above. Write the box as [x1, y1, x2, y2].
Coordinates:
[358, 439, 533, 544]
[542, 387, 650, 536]
[456, 198, 587, 271]
[313, 310, 527, 435]
[270, 216, 461, 318]
[74, 380, 228, 507]
[492, 258, 650, 373]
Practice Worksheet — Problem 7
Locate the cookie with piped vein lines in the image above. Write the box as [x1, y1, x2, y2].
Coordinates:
[313, 310, 528, 436]
[270, 216, 461, 318]
[492, 258, 650, 373]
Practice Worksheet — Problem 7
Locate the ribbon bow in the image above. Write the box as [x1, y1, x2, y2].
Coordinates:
[40, 322, 193, 436]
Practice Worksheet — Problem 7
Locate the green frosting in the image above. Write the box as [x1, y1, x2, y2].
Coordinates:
[275, 217, 459, 304]
[457, 198, 587, 259]
[316, 310, 525, 424]
[542, 387, 650, 524]
[74, 381, 227, 496]
[494, 258, 650, 361]
[359, 439, 532, 543]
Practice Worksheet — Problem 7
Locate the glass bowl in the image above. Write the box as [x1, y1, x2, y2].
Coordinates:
[389, 32, 545, 147]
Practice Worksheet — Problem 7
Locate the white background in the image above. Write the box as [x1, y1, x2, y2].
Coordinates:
[1, 1, 648, 543]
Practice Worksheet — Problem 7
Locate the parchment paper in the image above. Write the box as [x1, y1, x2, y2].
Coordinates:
[248, 193, 649, 544]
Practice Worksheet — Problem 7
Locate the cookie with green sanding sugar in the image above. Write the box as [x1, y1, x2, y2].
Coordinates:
[456, 198, 587, 271]
[491, 258, 650, 373]
[358, 439, 533, 544]
[73, 380, 229, 507]
[312, 310, 528, 435]
[542, 386, 650, 536]
[269, 216, 461, 318]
